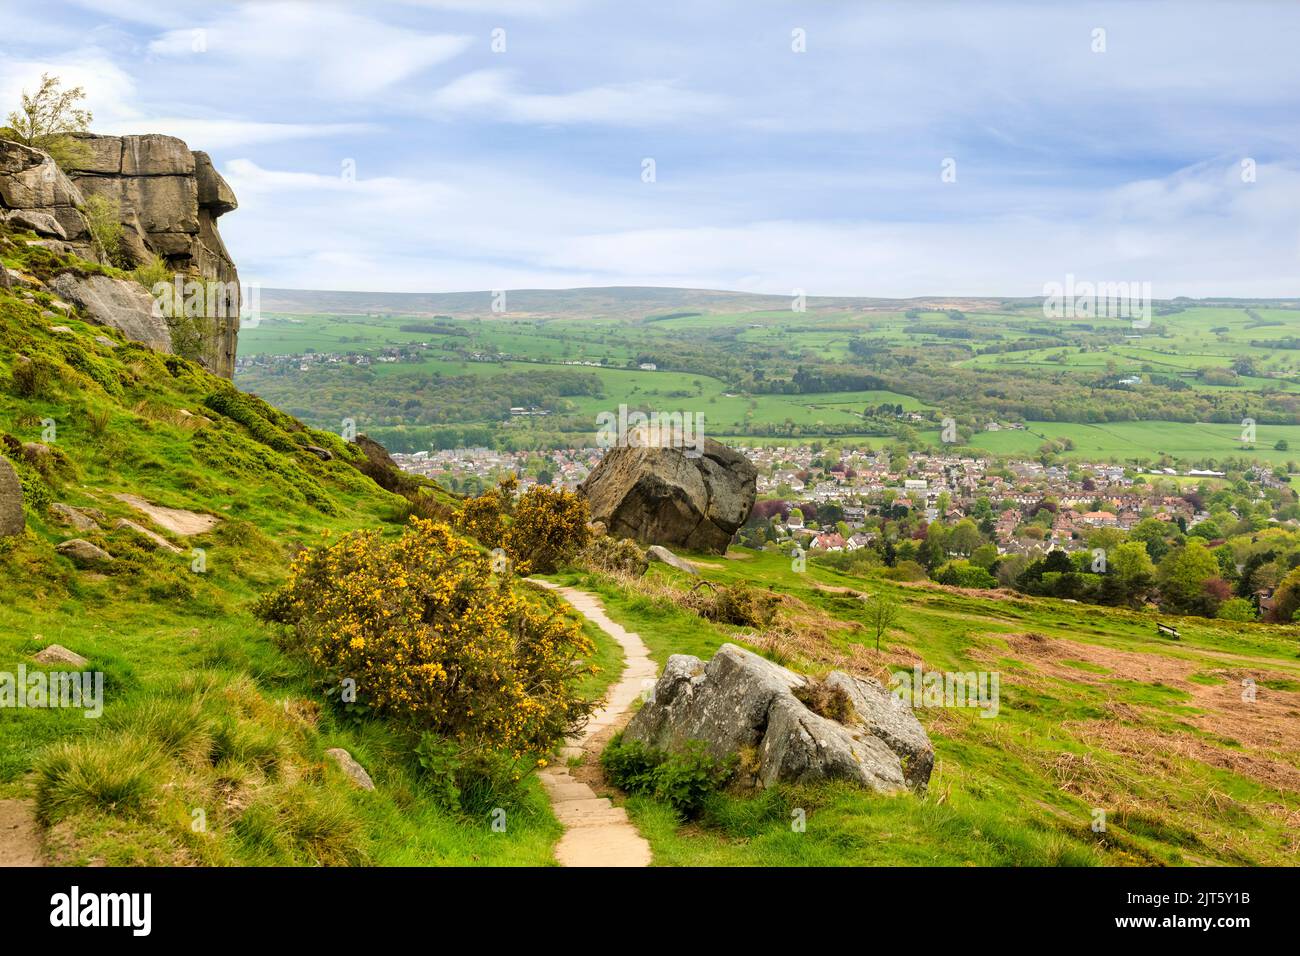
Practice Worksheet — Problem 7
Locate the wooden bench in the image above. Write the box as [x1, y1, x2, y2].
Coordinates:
[1156, 623, 1180, 640]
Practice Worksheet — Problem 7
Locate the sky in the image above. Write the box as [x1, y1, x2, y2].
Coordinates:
[2, 0, 1298, 298]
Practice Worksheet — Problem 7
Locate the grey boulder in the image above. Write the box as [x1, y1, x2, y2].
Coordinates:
[623, 643, 933, 794]
[0, 458, 25, 537]
[48, 272, 172, 354]
[579, 436, 756, 555]
[56, 538, 114, 566]
[646, 544, 698, 574]
[325, 748, 375, 791]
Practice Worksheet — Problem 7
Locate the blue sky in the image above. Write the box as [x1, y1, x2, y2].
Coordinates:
[3, 0, 1298, 297]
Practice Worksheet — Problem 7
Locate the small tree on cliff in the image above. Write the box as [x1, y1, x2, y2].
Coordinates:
[2, 73, 93, 169]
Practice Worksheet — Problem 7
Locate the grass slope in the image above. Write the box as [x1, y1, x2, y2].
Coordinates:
[0, 231, 628, 865]
[548, 549, 1300, 867]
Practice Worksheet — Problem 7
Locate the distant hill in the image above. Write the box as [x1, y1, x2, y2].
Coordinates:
[259, 286, 1300, 319]
[259, 286, 1033, 318]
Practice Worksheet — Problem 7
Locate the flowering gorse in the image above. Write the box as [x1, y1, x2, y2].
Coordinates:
[255, 518, 595, 756]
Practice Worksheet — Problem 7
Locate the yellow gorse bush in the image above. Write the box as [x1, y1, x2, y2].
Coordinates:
[256, 518, 595, 756]
[454, 478, 591, 575]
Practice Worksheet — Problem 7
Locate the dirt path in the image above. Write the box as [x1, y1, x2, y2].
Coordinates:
[529, 581, 655, 867]
[0, 799, 43, 866]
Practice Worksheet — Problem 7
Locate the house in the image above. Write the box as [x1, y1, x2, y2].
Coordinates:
[810, 532, 846, 552]
[1079, 510, 1118, 527]
[846, 532, 875, 551]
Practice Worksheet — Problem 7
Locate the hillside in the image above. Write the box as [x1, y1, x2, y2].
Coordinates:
[547, 550, 1300, 866]
[0, 221, 605, 865]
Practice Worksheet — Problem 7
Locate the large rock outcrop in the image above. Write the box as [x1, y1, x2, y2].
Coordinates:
[579, 436, 756, 554]
[0, 134, 240, 377]
[624, 643, 934, 793]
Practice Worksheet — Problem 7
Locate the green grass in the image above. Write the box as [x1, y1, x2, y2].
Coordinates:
[553, 548, 1300, 867]
[0, 234, 577, 865]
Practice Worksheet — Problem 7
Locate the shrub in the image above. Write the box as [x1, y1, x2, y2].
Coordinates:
[130, 254, 170, 290]
[414, 734, 531, 816]
[507, 484, 590, 573]
[255, 517, 597, 756]
[455, 477, 590, 574]
[882, 560, 928, 581]
[577, 535, 648, 577]
[10, 354, 59, 398]
[934, 559, 998, 589]
[685, 581, 779, 628]
[1216, 597, 1257, 622]
[453, 477, 511, 550]
[601, 734, 734, 818]
[81, 193, 125, 266]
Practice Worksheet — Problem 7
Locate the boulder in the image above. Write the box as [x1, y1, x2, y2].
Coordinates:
[113, 517, 183, 554]
[49, 503, 102, 532]
[48, 273, 173, 354]
[646, 544, 698, 575]
[0, 208, 67, 238]
[33, 644, 89, 669]
[56, 538, 114, 566]
[325, 748, 375, 791]
[0, 141, 85, 209]
[0, 458, 24, 537]
[68, 133, 241, 377]
[579, 436, 757, 554]
[623, 643, 933, 794]
[112, 493, 219, 535]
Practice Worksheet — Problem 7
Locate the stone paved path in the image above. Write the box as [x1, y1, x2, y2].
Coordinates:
[529, 580, 655, 867]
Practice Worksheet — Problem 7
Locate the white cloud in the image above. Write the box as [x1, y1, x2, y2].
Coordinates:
[148, 3, 473, 98]
[427, 70, 727, 125]
[218, 156, 1300, 298]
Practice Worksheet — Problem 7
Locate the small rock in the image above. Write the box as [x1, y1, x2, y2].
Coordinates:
[49, 503, 101, 531]
[0, 459, 24, 538]
[33, 644, 89, 669]
[325, 748, 375, 790]
[113, 517, 183, 554]
[646, 544, 698, 575]
[48, 325, 73, 334]
[56, 538, 114, 566]
[302, 445, 334, 461]
[93, 335, 117, 348]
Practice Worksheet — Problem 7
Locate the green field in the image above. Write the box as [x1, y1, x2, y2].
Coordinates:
[238, 297, 1300, 467]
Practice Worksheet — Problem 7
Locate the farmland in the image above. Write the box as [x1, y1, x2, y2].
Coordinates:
[236, 289, 1300, 470]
